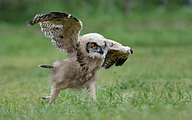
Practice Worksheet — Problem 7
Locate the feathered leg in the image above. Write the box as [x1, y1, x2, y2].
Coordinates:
[43, 84, 60, 107]
[87, 81, 97, 103]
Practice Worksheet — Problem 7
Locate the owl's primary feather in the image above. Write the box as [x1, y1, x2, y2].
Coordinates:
[102, 39, 133, 69]
[28, 12, 133, 106]
[28, 12, 82, 54]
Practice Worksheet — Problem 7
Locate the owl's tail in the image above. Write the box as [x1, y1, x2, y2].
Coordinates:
[39, 65, 54, 68]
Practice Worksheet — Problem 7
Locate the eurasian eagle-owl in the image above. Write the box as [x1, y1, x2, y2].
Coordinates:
[27, 12, 133, 106]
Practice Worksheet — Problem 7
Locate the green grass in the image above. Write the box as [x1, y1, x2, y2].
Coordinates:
[1, 8, 192, 120]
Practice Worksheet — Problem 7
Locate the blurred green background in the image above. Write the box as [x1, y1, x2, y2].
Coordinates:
[1, 0, 192, 120]
[1, 0, 192, 23]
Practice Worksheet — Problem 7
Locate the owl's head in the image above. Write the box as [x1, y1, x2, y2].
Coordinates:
[79, 33, 108, 59]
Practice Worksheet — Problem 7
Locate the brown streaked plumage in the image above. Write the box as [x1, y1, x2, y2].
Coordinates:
[27, 12, 133, 106]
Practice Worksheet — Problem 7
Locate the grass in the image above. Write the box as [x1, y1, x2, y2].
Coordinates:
[1, 8, 192, 120]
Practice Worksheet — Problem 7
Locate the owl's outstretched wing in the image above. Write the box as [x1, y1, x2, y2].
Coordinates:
[102, 39, 133, 69]
[27, 12, 82, 54]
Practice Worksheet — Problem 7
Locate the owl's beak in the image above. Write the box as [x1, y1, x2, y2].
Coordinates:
[98, 50, 104, 54]
[98, 47, 104, 54]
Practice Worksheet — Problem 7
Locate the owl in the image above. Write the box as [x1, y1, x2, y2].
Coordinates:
[27, 12, 133, 106]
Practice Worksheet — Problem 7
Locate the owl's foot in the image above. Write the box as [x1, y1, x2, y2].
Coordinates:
[42, 96, 55, 107]
[42, 96, 50, 100]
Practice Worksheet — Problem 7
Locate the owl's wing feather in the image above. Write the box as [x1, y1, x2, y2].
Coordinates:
[27, 12, 82, 54]
[102, 39, 132, 69]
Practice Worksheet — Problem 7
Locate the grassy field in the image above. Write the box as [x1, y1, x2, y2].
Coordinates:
[0, 8, 192, 120]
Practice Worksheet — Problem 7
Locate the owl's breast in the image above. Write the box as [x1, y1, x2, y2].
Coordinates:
[70, 71, 96, 89]
[54, 56, 103, 89]
[66, 60, 101, 89]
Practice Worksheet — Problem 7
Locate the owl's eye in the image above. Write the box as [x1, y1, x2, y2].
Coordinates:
[103, 45, 105, 49]
[92, 45, 97, 49]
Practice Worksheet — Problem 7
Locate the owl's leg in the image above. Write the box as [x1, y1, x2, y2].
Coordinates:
[87, 81, 97, 103]
[43, 84, 60, 107]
